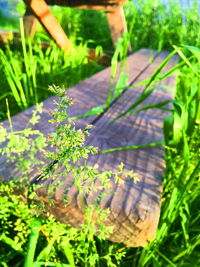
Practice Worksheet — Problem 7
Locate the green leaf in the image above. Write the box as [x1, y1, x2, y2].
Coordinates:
[24, 218, 42, 267]
[0, 92, 13, 101]
[73, 104, 106, 119]
[163, 115, 173, 145]
[0, 233, 24, 255]
[143, 50, 177, 94]
[100, 142, 163, 154]
[129, 100, 171, 115]
[33, 262, 72, 267]
[113, 72, 129, 99]
[172, 101, 183, 145]
[112, 87, 155, 121]
[184, 45, 200, 65]
[173, 45, 199, 77]
[61, 240, 75, 267]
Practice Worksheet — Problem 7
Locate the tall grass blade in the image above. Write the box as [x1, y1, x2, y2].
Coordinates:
[155, 249, 176, 267]
[173, 45, 199, 77]
[28, 37, 38, 103]
[129, 100, 171, 115]
[35, 235, 57, 262]
[61, 240, 75, 267]
[5, 98, 13, 132]
[33, 262, 72, 267]
[0, 50, 26, 109]
[100, 142, 163, 154]
[113, 72, 129, 99]
[183, 45, 200, 65]
[24, 218, 42, 267]
[20, 18, 33, 100]
[0, 92, 12, 101]
[0, 233, 24, 255]
[112, 87, 155, 121]
[143, 50, 177, 94]
[130, 58, 188, 89]
[112, 50, 178, 122]
[73, 104, 106, 119]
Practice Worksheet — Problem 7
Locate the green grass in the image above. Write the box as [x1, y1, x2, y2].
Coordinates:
[1, 0, 200, 120]
[0, 0, 200, 266]
[125, 0, 200, 51]
[0, 29, 104, 120]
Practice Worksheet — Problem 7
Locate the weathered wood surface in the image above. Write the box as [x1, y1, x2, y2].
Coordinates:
[23, 0, 128, 50]
[1, 49, 156, 178]
[0, 49, 178, 246]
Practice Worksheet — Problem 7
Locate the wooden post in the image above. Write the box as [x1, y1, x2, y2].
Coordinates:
[107, 7, 131, 50]
[23, 7, 38, 37]
[23, 0, 71, 50]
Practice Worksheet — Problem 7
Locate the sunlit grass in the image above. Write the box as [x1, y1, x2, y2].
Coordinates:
[0, 0, 199, 266]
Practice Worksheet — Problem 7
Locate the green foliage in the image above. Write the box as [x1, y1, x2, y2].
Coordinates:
[0, 27, 103, 121]
[74, 32, 131, 120]
[50, 6, 113, 50]
[0, 102, 46, 179]
[0, 7, 19, 31]
[46, 0, 200, 52]
[164, 46, 200, 149]
[125, 0, 200, 51]
[0, 1, 200, 266]
[0, 85, 132, 266]
[124, 48, 200, 267]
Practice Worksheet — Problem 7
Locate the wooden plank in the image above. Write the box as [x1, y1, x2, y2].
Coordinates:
[35, 51, 178, 246]
[1, 49, 156, 131]
[0, 49, 178, 246]
[0, 49, 156, 179]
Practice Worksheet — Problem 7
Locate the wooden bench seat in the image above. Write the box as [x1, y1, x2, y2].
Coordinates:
[0, 49, 178, 246]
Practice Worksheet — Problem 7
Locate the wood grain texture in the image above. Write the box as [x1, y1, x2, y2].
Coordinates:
[0, 49, 178, 246]
[0, 49, 156, 179]
[36, 51, 178, 246]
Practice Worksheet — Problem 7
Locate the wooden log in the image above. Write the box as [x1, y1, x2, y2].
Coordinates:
[0, 49, 178, 246]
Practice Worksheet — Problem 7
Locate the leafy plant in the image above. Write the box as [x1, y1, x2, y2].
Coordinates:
[125, 0, 200, 51]
[0, 85, 134, 266]
[0, 22, 103, 120]
[0, 1, 200, 266]
[125, 47, 200, 267]
[73, 29, 132, 120]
